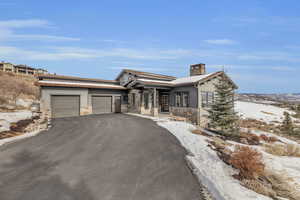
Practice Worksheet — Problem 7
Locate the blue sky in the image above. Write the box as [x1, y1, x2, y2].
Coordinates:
[0, 0, 299, 93]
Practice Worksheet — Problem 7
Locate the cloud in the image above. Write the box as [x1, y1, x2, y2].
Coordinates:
[0, 46, 196, 61]
[0, 19, 79, 42]
[9, 34, 80, 41]
[0, 19, 49, 28]
[203, 39, 237, 45]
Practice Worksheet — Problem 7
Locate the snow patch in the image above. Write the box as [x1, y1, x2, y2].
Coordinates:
[0, 111, 33, 132]
[130, 113, 272, 200]
[0, 130, 41, 146]
[235, 101, 295, 123]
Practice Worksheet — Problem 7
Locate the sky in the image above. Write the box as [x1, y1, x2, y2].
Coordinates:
[0, 0, 299, 93]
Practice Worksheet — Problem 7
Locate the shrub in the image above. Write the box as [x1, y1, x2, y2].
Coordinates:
[260, 134, 278, 143]
[229, 145, 265, 179]
[240, 132, 260, 145]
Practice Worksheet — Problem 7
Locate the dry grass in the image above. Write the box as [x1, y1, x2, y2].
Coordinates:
[239, 119, 279, 133]
[260, 134, 278, 143]
[241, 179, 276, 198]
[264, 170, 300, 200]
[264, 143, 300, 157]
[191, 129, 204, 135]
[239, 132, 261, 145]
[261, 111, 276, 115]
[229, 145, 265, 179]
[0, 72, 39, 105]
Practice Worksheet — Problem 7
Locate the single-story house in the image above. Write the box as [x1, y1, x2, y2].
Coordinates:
[37, 63, 237, 126]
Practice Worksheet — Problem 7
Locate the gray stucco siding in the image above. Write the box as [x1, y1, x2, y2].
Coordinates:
[170, 86, 198, 108]
[88, 88, 128, 113]
[40, 86, 89, 117]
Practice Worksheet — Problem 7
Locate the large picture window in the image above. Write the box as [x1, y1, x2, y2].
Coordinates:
[201, 91, 214, 107]
[175, 92, 189, 107]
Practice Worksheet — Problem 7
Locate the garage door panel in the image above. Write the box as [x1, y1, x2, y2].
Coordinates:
[92, 96, 112, 114]
[51, 95, 80, 118]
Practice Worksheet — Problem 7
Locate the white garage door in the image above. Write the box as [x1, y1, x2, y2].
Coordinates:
[51, 95, 80, 118]
[92, 96, 112, 114]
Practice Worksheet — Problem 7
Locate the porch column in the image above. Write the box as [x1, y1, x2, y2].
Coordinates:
[151, 88, 158, 117]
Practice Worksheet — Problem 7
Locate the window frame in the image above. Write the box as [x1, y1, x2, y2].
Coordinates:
[174, 91, 189, 107]
[201, 91, 214, 108]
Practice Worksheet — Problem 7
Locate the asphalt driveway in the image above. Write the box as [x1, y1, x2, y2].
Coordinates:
[0, 114, 202, 200]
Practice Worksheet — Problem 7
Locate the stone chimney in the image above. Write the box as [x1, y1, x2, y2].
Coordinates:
[190, 63, 206, 76]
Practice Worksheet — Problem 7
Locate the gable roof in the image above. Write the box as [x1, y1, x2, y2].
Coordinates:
[135, 71, 238, 88]
[115, 69, 176, 81]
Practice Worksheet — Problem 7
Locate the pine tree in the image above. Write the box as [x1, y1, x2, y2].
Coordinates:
[282, 111, 294, 135]
[208, 74, 239, 137]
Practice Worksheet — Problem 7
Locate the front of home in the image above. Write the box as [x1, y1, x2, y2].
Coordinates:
[37, 63, 237, 126]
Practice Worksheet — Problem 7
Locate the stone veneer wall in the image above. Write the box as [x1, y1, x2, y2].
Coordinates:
[170, 107, 199, 124]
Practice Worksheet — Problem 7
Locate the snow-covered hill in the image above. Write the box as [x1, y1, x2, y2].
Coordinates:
[235, 101, 295, 123]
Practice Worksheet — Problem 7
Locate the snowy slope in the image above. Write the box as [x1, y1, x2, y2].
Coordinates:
[0, 111, 33, 132]
[128, 113, 272, 200]
[235, 101, 295, 123]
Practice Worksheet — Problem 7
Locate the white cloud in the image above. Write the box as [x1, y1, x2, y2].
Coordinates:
[204, 39, 237, 45]
[0, 46, 196, 61]
[0, 19, 49, 28]
[0, 19, 79, 42]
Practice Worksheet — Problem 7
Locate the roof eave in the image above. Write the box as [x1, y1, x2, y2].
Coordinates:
[37, 82, 127, 90]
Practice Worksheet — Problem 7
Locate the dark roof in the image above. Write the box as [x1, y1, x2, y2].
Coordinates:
[134, 71, 238, 88]
[37, 74, 118, 84]
[36, 81, 127, 90]
[115, 69, 176, 81]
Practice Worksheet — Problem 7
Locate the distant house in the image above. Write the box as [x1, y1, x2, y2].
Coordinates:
[0, 62, 48, 75]
[37, 63, 237, 126]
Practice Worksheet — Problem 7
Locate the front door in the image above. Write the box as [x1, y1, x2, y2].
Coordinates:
[160, 94, 169, 112]
[115, 96, 121, 113]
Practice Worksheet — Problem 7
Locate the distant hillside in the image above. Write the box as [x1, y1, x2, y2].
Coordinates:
[237, 93, 300, 104]
[0, 72, 39, 110]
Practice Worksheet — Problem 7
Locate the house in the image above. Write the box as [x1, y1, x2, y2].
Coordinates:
[0, 61, 48, 75]
[37, 63, 237, 126]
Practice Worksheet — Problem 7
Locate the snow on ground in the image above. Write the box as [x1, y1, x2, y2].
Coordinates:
[235, 101, 295, 123]
[0, 130, 41, 146]
[128, 113, 272, 200]
[0, 111, 33, 132]
[250, 129, 300, 186]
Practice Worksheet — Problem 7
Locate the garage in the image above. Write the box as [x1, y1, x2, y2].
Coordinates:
[51, 95, 80, 118]
[92, 96, 112, 114]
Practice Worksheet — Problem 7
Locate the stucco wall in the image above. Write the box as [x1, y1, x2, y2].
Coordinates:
[40, 87, 90, 117]
[88, 89, 128, 113]
[40, 87, 129, 118]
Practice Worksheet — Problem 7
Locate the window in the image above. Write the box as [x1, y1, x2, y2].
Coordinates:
[175, 92, 181, 107]
[175, 92, 189, 107]
[132, 93, 135, 106]
[122, 95, 128, 104]
[144, 93, 149, 109]
[202, 91, 214, 107]
[182, 92, 189, 107]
